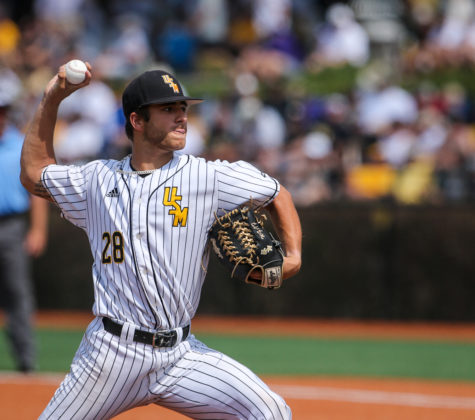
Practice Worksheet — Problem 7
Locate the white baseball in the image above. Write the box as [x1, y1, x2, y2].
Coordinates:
[65, 59, 87, 84]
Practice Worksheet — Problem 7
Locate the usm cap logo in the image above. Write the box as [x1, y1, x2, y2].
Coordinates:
[162, 75, 179, 93]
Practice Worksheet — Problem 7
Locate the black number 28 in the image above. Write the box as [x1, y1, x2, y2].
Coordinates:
[102, 231, 124, 264]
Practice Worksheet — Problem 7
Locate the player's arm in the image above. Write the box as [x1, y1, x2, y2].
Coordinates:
[20, 63, 91, 200]
[264, 185, 302, 280]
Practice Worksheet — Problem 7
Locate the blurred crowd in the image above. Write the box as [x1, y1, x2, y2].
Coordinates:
[1, 0, 475, 207]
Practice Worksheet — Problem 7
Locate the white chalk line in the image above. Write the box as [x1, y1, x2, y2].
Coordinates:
[271, 384, 475, 410]
[0, 372, 65, 385]
[2, 372, 475, 410]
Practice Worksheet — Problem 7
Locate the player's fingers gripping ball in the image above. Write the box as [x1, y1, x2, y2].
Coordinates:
[209, 207, 284, 289]
[65, 59, 88, 84]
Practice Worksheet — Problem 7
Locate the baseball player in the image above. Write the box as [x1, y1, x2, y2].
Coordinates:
[20, 63, 302, 419]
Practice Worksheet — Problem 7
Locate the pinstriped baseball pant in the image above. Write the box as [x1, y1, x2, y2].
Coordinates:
[39, 317, 291, 419]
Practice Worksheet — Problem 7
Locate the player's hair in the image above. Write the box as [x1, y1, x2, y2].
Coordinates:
[125, 107, 150, 141]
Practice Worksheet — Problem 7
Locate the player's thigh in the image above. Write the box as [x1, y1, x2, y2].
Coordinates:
[39, 319, 153, 419]
[154, 336, 291, 420]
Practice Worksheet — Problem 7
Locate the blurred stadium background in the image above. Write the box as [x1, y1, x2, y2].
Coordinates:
[2, 1, 475, 418]
[1, 0, 475, 319]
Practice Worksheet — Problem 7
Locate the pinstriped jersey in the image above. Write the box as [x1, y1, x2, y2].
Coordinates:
[41, 153, 279, 331]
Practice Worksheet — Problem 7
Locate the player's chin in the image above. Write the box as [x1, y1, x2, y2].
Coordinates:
[167, 136, 186, 151]
[170, 133, 186, 150]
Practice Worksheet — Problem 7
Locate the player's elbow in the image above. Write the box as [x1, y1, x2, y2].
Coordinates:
[20, 169, 35, 195]
[267, 185, 292, 211]
[20, 159, 43, 196]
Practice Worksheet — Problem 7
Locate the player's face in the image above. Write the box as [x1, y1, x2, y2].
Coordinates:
[143, 101, 188, 151]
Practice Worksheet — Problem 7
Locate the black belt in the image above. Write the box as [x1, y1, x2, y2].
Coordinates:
[103, 317, 190, 348]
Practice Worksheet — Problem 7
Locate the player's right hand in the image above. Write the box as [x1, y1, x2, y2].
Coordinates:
[44, 62, 92, 104]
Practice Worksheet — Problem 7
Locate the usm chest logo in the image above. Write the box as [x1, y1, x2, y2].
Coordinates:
[163, 187, 188, 227]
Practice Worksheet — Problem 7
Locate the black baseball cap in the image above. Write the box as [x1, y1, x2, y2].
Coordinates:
[122, 70, 203, 118]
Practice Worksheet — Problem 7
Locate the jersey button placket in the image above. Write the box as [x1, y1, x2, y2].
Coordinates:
[127, 178, 162, 326]
[131, 190, 149, 283]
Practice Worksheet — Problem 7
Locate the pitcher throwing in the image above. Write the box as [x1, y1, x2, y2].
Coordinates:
[20, 62, 302, 419]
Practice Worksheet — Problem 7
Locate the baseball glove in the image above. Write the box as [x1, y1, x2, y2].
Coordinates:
[208, 206, 284, 289]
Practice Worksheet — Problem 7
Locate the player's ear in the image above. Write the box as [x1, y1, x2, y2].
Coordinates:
[130, 112, 144, 132]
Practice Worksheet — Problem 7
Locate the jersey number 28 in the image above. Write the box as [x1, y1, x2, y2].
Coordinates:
[102, 231, 124, 264]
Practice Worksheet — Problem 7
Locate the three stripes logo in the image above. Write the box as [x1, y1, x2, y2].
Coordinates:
[106, 187, 120, 198]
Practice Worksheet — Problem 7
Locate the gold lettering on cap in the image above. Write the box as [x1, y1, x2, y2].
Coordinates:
[162, 75, 179, 93]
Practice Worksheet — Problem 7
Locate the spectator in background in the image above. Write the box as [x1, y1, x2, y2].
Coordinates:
[2, 0, 475, 206]
[307, 2, 370, 69]
[355, 70, 419, 136]
[0, 5, 21, 58]
[376, 122, 418, 169]
[156, 20, 197, 72]
[252, 0, 292, 40]
[426, 0, 475, 63]
[93, 13, 154, 79]
[34, 0, 86, 24]
[192, 0, 229, 47]
[0, 68, 48, 372]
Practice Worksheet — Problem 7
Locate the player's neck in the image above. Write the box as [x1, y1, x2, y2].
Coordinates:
[130, 149, 174, 171]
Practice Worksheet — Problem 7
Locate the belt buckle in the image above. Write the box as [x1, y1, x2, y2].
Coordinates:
[152, 330, 175, 348]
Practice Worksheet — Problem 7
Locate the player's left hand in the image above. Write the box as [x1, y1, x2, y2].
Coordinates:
[249, 254, 301, 281]
[209, 206, 284, 289]
[282, 254, 301, 280]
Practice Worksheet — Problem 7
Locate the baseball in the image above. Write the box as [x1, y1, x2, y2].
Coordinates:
[65, 59, 87, 84]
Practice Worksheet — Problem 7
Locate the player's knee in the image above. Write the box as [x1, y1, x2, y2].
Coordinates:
[277, 398, 292, 420]
[262, 391, 292, 420]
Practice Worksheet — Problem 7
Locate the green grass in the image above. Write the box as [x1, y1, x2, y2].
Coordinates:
[0, 329, 83, 372]
[199, 334, 475, 382]
[1, 329, 474, 382]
